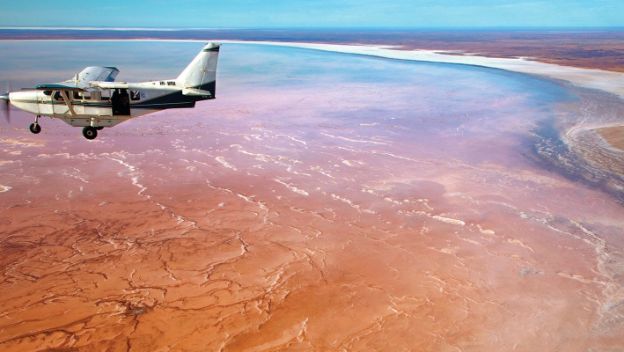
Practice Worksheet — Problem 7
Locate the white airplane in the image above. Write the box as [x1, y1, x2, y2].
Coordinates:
[0, 42, 220, 140]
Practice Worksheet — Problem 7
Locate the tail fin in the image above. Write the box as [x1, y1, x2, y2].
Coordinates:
[177, 42, 220, 99]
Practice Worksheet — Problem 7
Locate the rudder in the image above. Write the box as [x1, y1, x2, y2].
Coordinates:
[177, 42, 220, 99]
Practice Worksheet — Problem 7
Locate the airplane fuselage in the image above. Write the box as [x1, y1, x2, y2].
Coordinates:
[9, 80, 207, 128]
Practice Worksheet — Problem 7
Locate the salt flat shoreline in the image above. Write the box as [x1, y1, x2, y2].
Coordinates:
[217, 40, 624, 101]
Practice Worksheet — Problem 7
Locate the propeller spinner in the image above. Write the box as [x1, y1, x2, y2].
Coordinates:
[0, 84, 11, 123]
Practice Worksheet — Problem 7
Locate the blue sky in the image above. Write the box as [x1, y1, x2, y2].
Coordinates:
[0, 0, 622, 28]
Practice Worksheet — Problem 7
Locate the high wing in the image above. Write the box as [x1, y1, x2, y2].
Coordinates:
[36, 66, 119, 91]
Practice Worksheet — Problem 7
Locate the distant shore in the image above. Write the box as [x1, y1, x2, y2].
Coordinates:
[2, 28, 624, 71]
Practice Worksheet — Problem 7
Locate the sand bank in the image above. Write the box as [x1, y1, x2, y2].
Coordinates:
[598, 125, 624, 150]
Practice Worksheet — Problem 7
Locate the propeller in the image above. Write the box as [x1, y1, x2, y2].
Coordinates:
[0, 82, 11, 124]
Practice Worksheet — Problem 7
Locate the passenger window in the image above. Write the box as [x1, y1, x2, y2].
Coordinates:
[100, 89, 111, 101]
[73, 91, 91, 100]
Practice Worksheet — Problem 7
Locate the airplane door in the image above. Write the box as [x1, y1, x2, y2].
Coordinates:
[52, 91, 66, 116]
[111, 89, 130, 116]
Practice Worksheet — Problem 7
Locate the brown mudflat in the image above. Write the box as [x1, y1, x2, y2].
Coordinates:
[598, 126, 624, 150]
[387, 31, 624, 73]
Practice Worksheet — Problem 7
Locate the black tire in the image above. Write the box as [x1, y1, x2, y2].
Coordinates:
[96, 126, 104, 130]
[82, 126, 98, 140]
[29, 123, 41, 134]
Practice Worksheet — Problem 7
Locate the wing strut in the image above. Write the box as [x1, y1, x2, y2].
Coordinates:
[59, 90, 77, 116]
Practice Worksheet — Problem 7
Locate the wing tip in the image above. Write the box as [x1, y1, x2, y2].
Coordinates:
[203, 42, 221, 52]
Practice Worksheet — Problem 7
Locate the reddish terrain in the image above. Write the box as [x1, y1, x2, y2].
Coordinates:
[1, 41, 623, 351]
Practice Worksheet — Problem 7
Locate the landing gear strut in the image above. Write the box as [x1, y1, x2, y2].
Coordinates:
[29, 115, 41, 134]
[82, 126, 98, 140]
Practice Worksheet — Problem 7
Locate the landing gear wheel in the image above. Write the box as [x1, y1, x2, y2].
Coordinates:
[82, 126, 98, 140]
[96, 126, 104, 130]
[29, 123, 41, 134]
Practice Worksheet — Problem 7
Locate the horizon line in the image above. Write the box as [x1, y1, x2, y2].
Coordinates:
[1, 26, 624, 31]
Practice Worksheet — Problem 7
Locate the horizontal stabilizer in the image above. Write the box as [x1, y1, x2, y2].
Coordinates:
[182, 88, 213, 97]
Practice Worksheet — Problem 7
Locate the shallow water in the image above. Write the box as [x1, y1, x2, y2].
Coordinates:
[0, 41, 623, 351]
